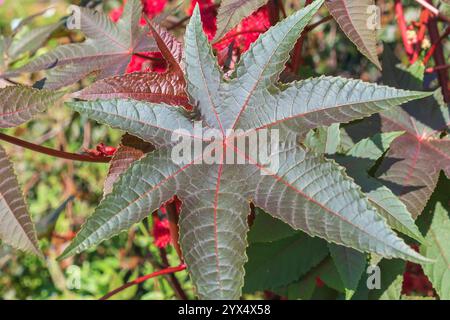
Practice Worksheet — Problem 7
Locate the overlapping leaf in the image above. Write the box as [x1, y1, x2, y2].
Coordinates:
[213, 0, 269, 42]
[375, 61, 450, 219]
[244, 232, 328, 292]
[328, 244, 366, 299]
[344, 50, 450, 219]
[0, 85, 64, 128]
[421, 202, 450, 299]
[0, 145, 42, 257]
[103, 134, 153, 196]
[74, 21, 188, 108]
[1, 0, 157, 89]
[334, 132, 425, 242]
[326, 0, 381, 69]
[62, 0, 432, 299]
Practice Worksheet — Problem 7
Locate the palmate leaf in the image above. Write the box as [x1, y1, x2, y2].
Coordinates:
[334, 132, 425, 243]
[213, 0, 268, 42]
[344, 49, 450, 219]
[0, 145, 42, 257]
[325, 0, 381, 69]
[74, 21, 188, 196]
[62, 0, 432, 299]
[1, 0, 157, 89]
[74, 21, 189, 108]
[0, 85, 65, 128]
[376, 61, 450, 219]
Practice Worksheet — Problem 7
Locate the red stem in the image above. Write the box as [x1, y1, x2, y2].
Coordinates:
[0, 132, 111, 163]
[426, 64, 450, 73]
[411, 8, 431, 63]
[267, 0, 280, 26]
[423, 26, 450, 65]
[99, 264, 187, 300]
[395, 0, 414, 60]
[291, 0, 313, 74]
[426, 2, 449, 102]
[166, 202, 183, 262]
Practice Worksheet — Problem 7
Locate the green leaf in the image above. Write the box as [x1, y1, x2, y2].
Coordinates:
[0, 85, 64, 128]
[248, 208, 298, 243]
[58, 147, 190, 260]
[305, 123, 341, 154]
[222, 0, 325, 130]
[0, 145, 42, 257]
[420, 202, 450, 299]
[63, 0, 432, 300]
[335, 132, 425, 243]
[67, 99, 200, 148]
[326, 0, 381, 69]
[213, 0, 268, 42]
[184, 5, 225, 131]
[237, 76, 432, 138]
[273, 256, 341, 299]
[249, 145, 429, 264]
[244, 232, 329, 293]
[8, 22, 62, 59]
[352, 259, 405, 300]
[344, 48, 450, 218]
[1, 0, 156, 89]
[328, 243, 367, 299]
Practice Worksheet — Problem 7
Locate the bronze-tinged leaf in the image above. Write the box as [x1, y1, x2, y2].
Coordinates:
[1, 0, 157, 89]
[213, 0, 268, 42]
[63, 1, 432, 300]
[326, 0, 381, 69]
[0, 85, 64, 128]
[103, 134, 154, 196]
[73, 19, 189, 108]
[72, 72, 190, 108]
[376, 52, 449, 218]
[147, 19, 184, 74]
[0, 145, 42, 257]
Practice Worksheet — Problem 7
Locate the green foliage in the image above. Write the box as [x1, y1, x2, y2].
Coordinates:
[0, 0, 448, 301]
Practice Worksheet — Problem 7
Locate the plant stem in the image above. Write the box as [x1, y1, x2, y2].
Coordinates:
[99, 264, 186, 300]
[411, 8, 431, 63]
[166, 202, 183, 261]
[267, 0, 280, 26]
[426, 64, 450, 73]
[158, 247, 188, 300]
[395, 0, 414, 60]
[0, 132, 111, 163]
[291, 0, 313, 74]
[427, 12, 450, 102]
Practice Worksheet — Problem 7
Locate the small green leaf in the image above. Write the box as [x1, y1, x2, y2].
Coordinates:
[421, 202, 450, 299]
[329, 244, 367, 299]
[244, 233, 329, 293]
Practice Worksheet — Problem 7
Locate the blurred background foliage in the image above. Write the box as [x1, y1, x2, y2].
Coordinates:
[0, 0, 448, 300]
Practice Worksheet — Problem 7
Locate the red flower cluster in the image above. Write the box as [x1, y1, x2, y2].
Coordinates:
[214, 6, 271, 53]
[152, 216, 171, 248]
[187, 0, 217, 40]
[110, 0, 168, 73]
[402, 245, 435, 297]
[153, 197, 182, 249]
[85, 143, 116, 157]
